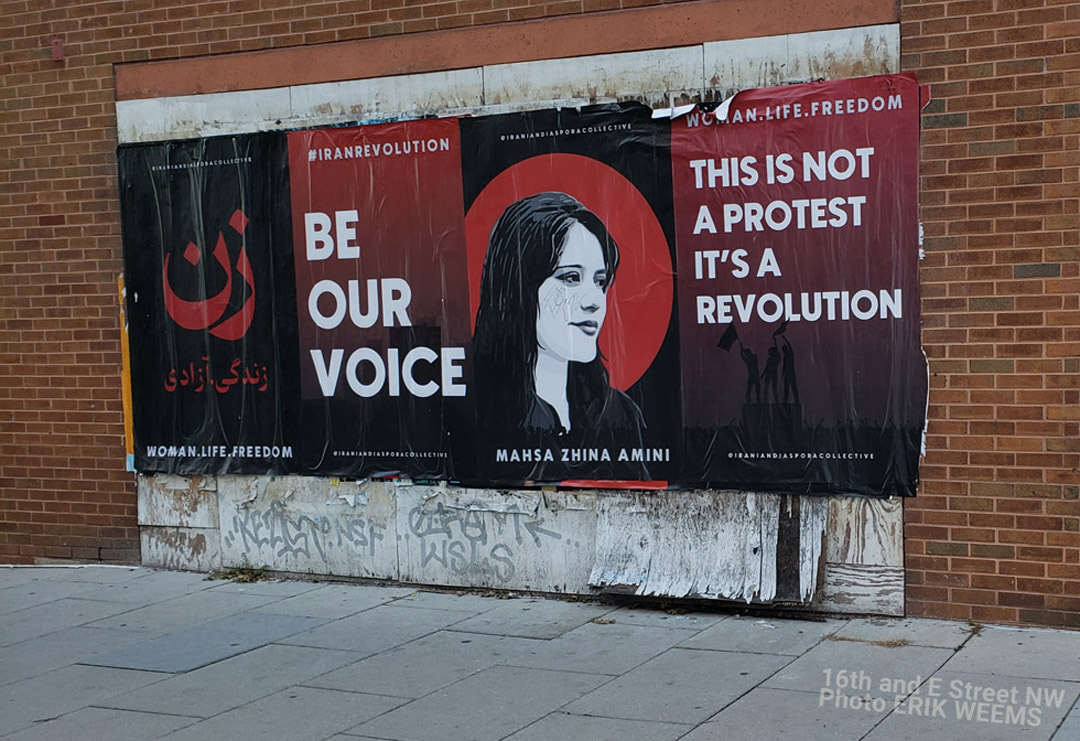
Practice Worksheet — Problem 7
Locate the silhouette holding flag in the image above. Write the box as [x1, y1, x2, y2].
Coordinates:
[718, 323, 738, 351]
[719, 324, 762, 405]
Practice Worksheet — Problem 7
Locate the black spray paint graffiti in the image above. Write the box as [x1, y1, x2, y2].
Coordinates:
[407, 502, 562, 582]
[224, 500, 384, 562]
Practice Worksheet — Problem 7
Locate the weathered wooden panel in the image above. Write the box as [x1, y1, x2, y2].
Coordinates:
[826, 496, 904, 566]
[396, 484, 596, 593]
[217, 477, 397, 578]
[134, 477, 889, 612]
[138, 474, 218, 529]
[141, 526, 222, 572]
[589, 491, 784, 602]
[817, 563, 904, 616]
[799, 495, 830, 602]
[814, 496, 904, 614]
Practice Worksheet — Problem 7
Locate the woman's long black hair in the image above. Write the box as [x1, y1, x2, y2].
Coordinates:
[472, 192, 620, 431]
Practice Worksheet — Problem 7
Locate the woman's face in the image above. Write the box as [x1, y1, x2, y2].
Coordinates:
[536, 222, 609, 364]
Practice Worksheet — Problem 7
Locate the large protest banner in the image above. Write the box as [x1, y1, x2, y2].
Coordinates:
[120, 73, 925, 496]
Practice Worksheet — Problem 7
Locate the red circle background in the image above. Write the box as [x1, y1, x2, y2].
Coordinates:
[464, 153, 673, 391]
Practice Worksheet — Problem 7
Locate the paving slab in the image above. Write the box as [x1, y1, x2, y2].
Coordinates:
[446, 597, 616, 639]
[762, 639, 954, 698]
[508, 620, 702, 675]
[943, 626, 1080, 682]
[605, 606, 726, 632]
[504, 711, 692, 740]
[82, 612, 327, 673]
[104, 643, 362, 718]
[0, 598, 137, 647]
[0, 665, 166, 736]
[204, 578, 327, 598]
[564, 646, 791, 724]
[679, 615, 845, 656]
[161, 686, 405, 740]
[682, 686, 890, 740]
[832, 617, 974, 650]
[305, 629, 537, 698]
[0, 567, 48, 588]
[0, 566, 145, 585]
[0, 580, 100, 614]
[391, 590, 515, 614]
[1052, 700, 1080, 740]
[864, 670, 1078, 741]
[1, 706, 199, 741]
[82, 569, 219, 604]
[252, 584, 416, 619]
[0, 625, 167, 688]
[279, 603, 469, 654]
[85, 590, 282, 633]
[353, 664, 610, 741]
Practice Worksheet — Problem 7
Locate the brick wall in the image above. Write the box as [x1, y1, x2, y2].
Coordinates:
[0, 0, 774, 565]
[902, 0, 1080, 626]
[2, 0, 1079, 628]
[2, 0, 707, 564]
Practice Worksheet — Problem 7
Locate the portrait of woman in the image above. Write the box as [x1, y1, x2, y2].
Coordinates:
[472, 192, 645, 443]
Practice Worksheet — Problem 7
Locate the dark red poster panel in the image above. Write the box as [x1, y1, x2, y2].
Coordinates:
[672, 73, 925, 496]
[287, 119, 470, 477]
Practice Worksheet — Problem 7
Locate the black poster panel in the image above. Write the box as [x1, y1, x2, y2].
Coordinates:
[455, 104, 682, 486]
[119, 133, 301, 473]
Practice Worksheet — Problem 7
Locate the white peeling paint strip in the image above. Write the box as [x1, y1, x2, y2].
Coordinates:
[590, 491, 781, 603]
[116, 25, 899, 144]
[287, 68, 483, 129]
[117, 68, 483, 143]
[799, 496, 829, 601]
[482, 45, 704, 108]
[703, 23, 900, 95]
[117, 88, 293, 143]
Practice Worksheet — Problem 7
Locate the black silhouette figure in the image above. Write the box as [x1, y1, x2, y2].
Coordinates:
[761, 343, 781, 403]
[781, 336, 799, 404]
[740, 343, 760, 404]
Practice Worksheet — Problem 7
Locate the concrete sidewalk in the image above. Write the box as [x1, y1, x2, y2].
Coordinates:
[1, 565, 1078, 740]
